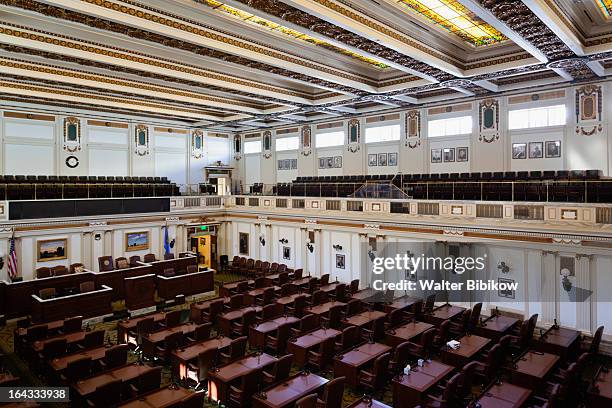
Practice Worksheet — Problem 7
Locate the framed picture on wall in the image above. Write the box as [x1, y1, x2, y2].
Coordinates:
[512, 143, 527, 159]
[431, 149, 442, 163]
[378, 153, 387, 166]
[336, 254, 345, 269]
[443, 148, 455, 162]
[283, 246, 291, 260]
[239, 232, 249, 255]
[326, 157, 334, 168]
[368, 154, 377, 166]
[498, 278, 515, 299]
[37, 238, 68, 262]
[545, 141, 561, 158]
[290, 159, 297, 169]
[125, 231, 149, 252]
[333, 156, 342, 168]
[528, 142, 543, 159]
[457, 147, 468, 162]
[277, 160, 283, 170]
[318, 158, 325, 169]
[388, 152, 398, 166]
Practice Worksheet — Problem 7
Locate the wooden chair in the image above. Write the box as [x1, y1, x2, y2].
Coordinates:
[100, 344, 128, 370]
[357, 352, 391, 394]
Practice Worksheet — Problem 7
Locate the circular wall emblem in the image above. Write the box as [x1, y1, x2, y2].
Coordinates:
[65, 155, 79, 168]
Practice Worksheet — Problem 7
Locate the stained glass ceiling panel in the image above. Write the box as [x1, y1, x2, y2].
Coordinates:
[597, 0, 612, 17]
[200, 0, 389, 69]
[396, 0, 506, 46]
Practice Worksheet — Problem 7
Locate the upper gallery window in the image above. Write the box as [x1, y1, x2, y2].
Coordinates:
[427, 116, 472, 137]
[244, 140, 262, 154]
[275, 136, 299, 152]
[508, 105, 566, 130]
[315, 131, 345, 148]
[365, 124, 401, 143]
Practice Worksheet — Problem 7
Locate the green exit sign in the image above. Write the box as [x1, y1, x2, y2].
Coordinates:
[199, 226, 208, 231]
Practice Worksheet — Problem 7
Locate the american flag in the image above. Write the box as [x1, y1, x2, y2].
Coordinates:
[7, 235, 17, 281]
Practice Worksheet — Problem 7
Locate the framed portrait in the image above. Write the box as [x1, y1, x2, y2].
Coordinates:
[443, 148, 455, 162]
[325, 157, 332, 168]
[456, 147, 468, 162]
[37, 238, 68, 262]
[291, 159, 297, 169]
[239, 232, 249, 255]
[283, 246, 291, 260]
[545, 141, 561, 158]
[512, 143, 527, 159]
[528, 142, 543, 159]
[125, 231, 149, 252]
[378, 153, 387, 166]
[368, 154, 377, 166]
[278, 160, 284, 170]
[560, 256, 575, 276]
[498, 278, 515, 299]
[335, 254, 345, 269]
[388, 152, 398, 166]
[333, 156, 342, 168]
[318, 158, 325, 169]
[431, 149, 442, 163]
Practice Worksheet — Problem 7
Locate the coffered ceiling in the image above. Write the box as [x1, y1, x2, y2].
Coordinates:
[0, 0, 610, 131]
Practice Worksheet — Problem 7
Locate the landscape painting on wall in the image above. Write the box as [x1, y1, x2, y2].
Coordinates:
[125, 231, 149, 252]
[37, 238, 68, 262]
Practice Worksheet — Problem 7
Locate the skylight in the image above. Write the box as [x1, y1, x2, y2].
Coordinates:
[597, 0, 612, 17]
[200, 0, 389, 69]
[396, 0, 506, 46]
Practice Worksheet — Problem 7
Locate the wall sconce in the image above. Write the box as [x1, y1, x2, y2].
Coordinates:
[561, 268, 572, 292]
[368, 249, 376, 262]
[259, 235, 266, 247]
[332, 244, 343, 251]
[306, 239, 314, 253]
[497, 261, 510, 274]
[279, 238, 288, 244]
[94, 234, 102, 241]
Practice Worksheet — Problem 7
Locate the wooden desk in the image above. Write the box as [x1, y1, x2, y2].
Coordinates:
[477, 315, 520, 340]
[219, 280, 253, 298]
[124, 274, 156, 311]
[305, 301, 346, 317]
[156, 269, 214, 300]
[252, 373, 328, 408]
[350, 289, 377, 302]
[14, 319, 65, 353]
[117, 312, 166, 344]
[343, 311, 387, 328]
[249, 316, 300, 349]
[31, 285, 113, 323]
[347, 397, 392, 408]
[275, 293, 308, 309]
[209, 353, 277, 404]
[218, 306, 262, 336]
[32, 331, 86, 353]
[384, 296, 420, 313]
[392, 361, 454, 408]
[171, 336, 232, 380]
[476, 382, 531, 408]
[333, 342, 391, 389]
[141, 323, 198, 359]
[535, 326, 580, 360]
[91, 265, 153, 301]
[509, 350, 560, 389]
[423, 304, 465, 326]
[48, 346, 107, 372]
[441, 334, 490, 367]
[386, 321, 434, 348]
[0, 372, 19, 387]
[286, 328, 341, 367]
[189, 297, 230, 323]
[147, 256, 198, 277]
[117, 386, 193, 408]
[587, 367, 612, 408]
[319, 283, 340, 294]
[74, 363, 156, 398]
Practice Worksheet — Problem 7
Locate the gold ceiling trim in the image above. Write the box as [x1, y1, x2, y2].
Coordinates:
[597, 0, 612, 18]
[0, 80, 221, 118]
[0, 57, 262, 111]
[0, 24, 306, 99]
[80, 0, 377, 86]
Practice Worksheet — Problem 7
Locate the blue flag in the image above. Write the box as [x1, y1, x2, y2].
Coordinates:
[163, 226, 171, 256]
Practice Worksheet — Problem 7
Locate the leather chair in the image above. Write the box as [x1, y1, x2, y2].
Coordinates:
[60, 316, 83, 334]
[316, 376, 345, 408]
[468, 302, 482, 332]
[308, 290, 327, 307]
[38, 288, 56, 300]
[286, 294, 307, 318]
[263, 353, 293, 386]
[115, 257, 129, 269]
[320, 304, 343, 329]
[231, 309, 256, 337]
[257, 304, 279, 324]
[386, 308, 406, 329]
[36, 267, 52, 279]
[86, 379, 123, 407]
[143, 253, 156, 263]
[40, 338, 67, 360]
[80, 281, 96, 293]
[98, 256, 114, 272]
[186, 322, 212, 343]
[349, 279, 360, 293]
[388, 341, 412, 374]
[335, 326, 361, 353]
[224, 295, 243, 311]
[181, 391, 205, 408]
[329, 283, 347, 303]
[361, 316, 386, 342]
[164, 253, 175, 260]
[163, 268, 175, 277]
[127, 317, 154, 347]
[186, 265, 198, 274]
[432, 320, 451, 349]
[293, 268, 303, 280]
[187, 347, 217, 389]
[202, 299, 225, 325]
[78, 330, 105, 350]
[159, 310, 182, 329]
[219, 336, 247, 365]
[344, 299, 363, 317]
[155, 332, 183, 363]
[422, 294, 436, 314]
[306, 337, 335, 371]
[291, 314, 319, 337]
[100, 344, 128, 370]
[129, 366, 162, 397]
[580, 325, 604, 354]
[421, 372, 461, 408]
[60, 356, 91, 384]
[52, 265, 69, 276]
[266, 322, 292, 355]
[456, 361, 477, 402]
[319, 274, 330, 286]
[228, 368, 260, 408]
[357, 352, 391, 394]
[405, 328, 436, 359]
[295, 394, 318, 408]
[256, 287, 275, 307]
[129, 255, 141, 267]
[449, 310, 471, 337]
[474, 344, 501, 383]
